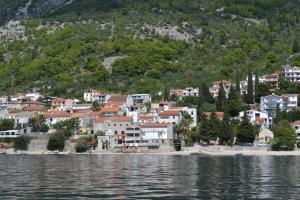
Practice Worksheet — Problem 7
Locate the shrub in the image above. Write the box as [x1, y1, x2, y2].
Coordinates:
[75, 137, 91, 153]
[47, 132, 65, 152]
[2, 137, 13, 144]
[14, 135, 31, 151]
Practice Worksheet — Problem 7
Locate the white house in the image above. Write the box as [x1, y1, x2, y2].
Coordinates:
[282, 94, 298, 110]
[140, 123, 174, 144]
[170, 87, 199, 98]
[239, 110, 271, 128]
[293, 120, 300, 141]
[130, 94, 151, 104]
[170, 107, 197, 127]
[83, 89, 101, 102]
[45, 111, 71, 126]
[260, 94, 285, 118]
[283, 66, 300, 83]
[25, 93, 41, 101]
[158, 110, 182, 125]
[258, 128, 274, 144]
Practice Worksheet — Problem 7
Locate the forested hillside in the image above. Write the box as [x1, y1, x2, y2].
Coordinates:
[1, 0, 300, 97]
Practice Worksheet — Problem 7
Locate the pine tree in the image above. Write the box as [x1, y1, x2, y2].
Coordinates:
[246, 68, 254, 104]
[235, 70, 241, 95]
[237, 112, 255, 144]
[199, 115, 212, 143]
[216, 83, 226, 111]
[219, 113, 233, 145]
[209, 112, 221, 141]
[225, 85, 242, 116]
[201, 83, 214, 104]
[254, 73, 260, 103]
[293, 39, 300, 53]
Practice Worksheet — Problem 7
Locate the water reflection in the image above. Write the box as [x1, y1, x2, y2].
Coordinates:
[0, 155, 299, 199]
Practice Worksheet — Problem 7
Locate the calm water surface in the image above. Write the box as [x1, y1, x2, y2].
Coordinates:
[0, 155, 299, 199]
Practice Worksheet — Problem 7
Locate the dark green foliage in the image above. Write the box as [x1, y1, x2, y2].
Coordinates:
[219, 113, 234, 145]
[225, 85, 243, 116]
[28, 115, 49, 132]
[175, 112, 192, 138]
[92, 101, 101, 111]
[274, 104, 283, 125]
[75, 137, 91, 153]
[0, 119, 15, 131]
[246, 68, 254, 104]
[254, 73, 259, 103]
[14, 135, 31, 151]
[236, 112, 255, 144]
[216, 83, 226, 112]
[293, 39, 299, 53]
[272, 120, 296, 151]
[199, 112, 221, 143]
[202, 83, 214, 104]
[47, 132, 65, 152]
[53, 118, 79, 138]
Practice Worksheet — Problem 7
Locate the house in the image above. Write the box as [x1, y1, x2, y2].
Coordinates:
[0, 96, 8, 108]
[158, 100, 170, 111]
[51, 98, 73, 111]
[94, 116, 133, 136]
[170, 87, 199, 99]
[260, 94, 285, 118]
[100, 106, 123, 117]
[138, 115, 156, 124]
[130, 94, 151, 104]
[25, 93, 41, 101]
[260, 72, 279, 89]
[42, 96, 57, 105]
[203, 112, 224, 120]
[72, 104, 92, 112]
[84, 89, 100, 102]
[44, 111, 71, 126]
[170, 107, 197, 127]
[293, 120, 300, 141]
[282, 94, 298, 110]
[209, 80, 232, 98]
[140, 123, 174, 146]
[158, 110, 182, 125]
[10, 93, 25, 102]
[124, 126, 142, 145]
[239, 110, 270, 128]
[126, 104, 148, 122]
[283, 66, 300, 82]
[92, 94, 111, 104]
[258, 128, 274, 144]
[7, 111, 37, 131]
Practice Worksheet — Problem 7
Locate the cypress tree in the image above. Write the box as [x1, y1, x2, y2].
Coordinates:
[246, 68, 254, 104]
[201, 82, 214, 104]
[293, 39, 299, 53]
[219, 113, 233, 145]
[209, 111, 221, 141]
[235, 70, 241, 95]
[216, 83, 226, 111]
[274, 104, 283, 125]
[237, 112, 255, 144]
[225, 85, 242, 116]
[254, 73, 260, 103]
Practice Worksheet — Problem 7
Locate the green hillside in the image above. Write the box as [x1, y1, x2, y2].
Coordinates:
[1, 0, 300, 97]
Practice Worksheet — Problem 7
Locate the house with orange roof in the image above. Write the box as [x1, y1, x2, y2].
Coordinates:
[100, 106, 123, 117]
[45, 111, 71, 126]
[158, 110, 182, 125]
[158, 100, 170, 111]
[51, 98, 73, 111]
[138, 115, 156, 124]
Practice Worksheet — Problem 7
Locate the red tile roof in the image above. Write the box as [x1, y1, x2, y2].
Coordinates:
[139, 115, 154, 120]
[254, 117, 265, 125]
[100, 106, 121, 113]
[95, 117, 109, 123]
[294, 120, 300, 126]
[22, 106, 46, 112]
[159, 110, 181, 116]
[203, 112, 224, 120]
[21, 100, 45, 105]
[105, 101, 125, 107]
[108, 116, 133, 122]
[45, 111, 71, 118]
[140, 123, 172, 128]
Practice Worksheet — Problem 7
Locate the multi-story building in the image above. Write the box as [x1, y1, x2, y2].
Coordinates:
[260, 94, 285, 118]
[158, 110, 182, 125]
[282, 94, 298, 110]
[170, 87, 199, 99]
[140, 123, 174, 145]
[283, 66, 300, 82]
[259, 72, 279, 89]
[209, 80, 232, 98]
[130, 94, 151, 104]
[239, 110, 271, 128]
[83, 89, 100, 102]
